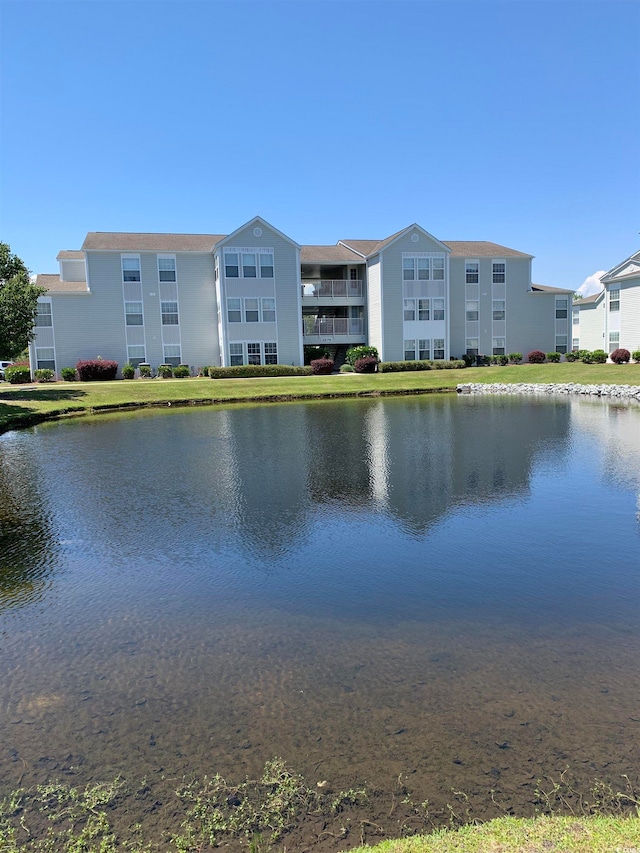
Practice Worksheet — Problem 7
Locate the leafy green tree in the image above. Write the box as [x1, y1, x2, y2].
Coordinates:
[0, 242, 45, 359]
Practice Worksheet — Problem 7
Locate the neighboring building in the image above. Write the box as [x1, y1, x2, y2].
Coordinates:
[572, 250, 640, 355]
[29, 217, 572, 375]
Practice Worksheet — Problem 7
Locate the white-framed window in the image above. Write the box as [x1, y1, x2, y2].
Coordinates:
[264, 342, 278, 364]
[417, 257, 430, 280]
[465, 261, 479, 284]
[244, 298, 259, 322]
[242, 253, 257, 278]
[492, 300, 505, 321]
[125, 301, 143, 326]
[433, 298, 445, 321]
[466, 338, 479, 355]
[492, 337, 506, 355]
[122, 256, 141, 282]
[418, 339, 430, 360]
[161, 301, 179, 325]
[572, 338, 579, 351]
[163, 345, 181, 367]
[261, 298, 276, 323]
[225, 252, 239, 277]
[609, 288, 620, 312]
[403, 298, 415, 321]
[555, 335, 568, 354]
[432, 257, 445, 280]
[227, 298, 242, 323]
[224, 248, 274, 279]
[260, 254, 274, 278]
[418, 298, 430, 321]
[492, 261, 505, 284]
[572, 307, 580, 325]
[35, 302, 52, 327]
[404, 339, 416, 360]
[36, 347, 55, 370]
[466, 300, 479, 321]
[403, 257, 416, 281]
[229, 343, 243, 366]
[127, 345, 146, 367]
[247, 342, 261, 365]
[433, 338, 445, 360]
[158, 256, 176, 282]
[608, 331, 620, 353]
[555, 298, 568, 319]
[350, 268, 358, 281]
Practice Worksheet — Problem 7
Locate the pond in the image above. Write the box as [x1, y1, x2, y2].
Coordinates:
[0, 394, 638, 848]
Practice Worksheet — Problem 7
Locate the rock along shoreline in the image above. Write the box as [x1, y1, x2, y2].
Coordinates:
[456, 381, 640, 402]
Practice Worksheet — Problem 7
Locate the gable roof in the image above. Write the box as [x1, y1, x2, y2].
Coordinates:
[82, 233, 225, 252]
[530, 283, 574, 295]
[56, 250, 85, 260]
[601, 249, 640, 284]
[218, 216, 300, 250]
[443, 241, 533, 258]
[575, 291, 604, 306]
[36, 274, 89, 293]
[300, 245, 364, 263]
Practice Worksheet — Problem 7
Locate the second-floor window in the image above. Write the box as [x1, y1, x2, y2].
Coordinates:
[609, 288, 620, 312]
[161, 301, 179, 325]
[36, 302, 52, 326]
[556, 298, 568, 319]
[125, 301, 143, 325]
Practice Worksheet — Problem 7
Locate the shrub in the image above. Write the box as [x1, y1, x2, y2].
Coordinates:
[378, 360, 465, 373]
[60, 366, 77, 381]
[139, 364, 152, 378]
[354, 355, 378, 373]
[508, 353, 522, 364]
[632, 350, 640, 363]
[157, 364, 173, 378]
[303, 346, 329, 365]
[497, 355, 509, 366]
[564, 351, 579, 362]
[76, 359, 118, 381]
[345, 345, 378, 366]
[173, 365, 190, 378]
[581, 351, 594, 364]
[527, 350, 546, 364]
[546, 352, 561, 363]
[199, 366, 210, 377]
[122, 362, 135, 380]
[5, 365, 32, 384]
[590, 349, 608, 364]
[34, 368, 55, 382]
[339, 364, 354, 373]
[310, 358, 334, 375]
[209, 365, 312, 379]
[610, 348, 631, 364]
[461, 353, 475, 367]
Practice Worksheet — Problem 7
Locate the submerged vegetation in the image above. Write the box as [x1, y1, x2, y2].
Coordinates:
[0, 760, 637, 852]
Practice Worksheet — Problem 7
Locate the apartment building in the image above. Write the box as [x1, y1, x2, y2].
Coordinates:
[30, 216, 572, 374]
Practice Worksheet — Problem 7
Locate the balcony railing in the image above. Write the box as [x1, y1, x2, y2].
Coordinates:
[303, 317, 364, 337]
[302, 280, 363, 299]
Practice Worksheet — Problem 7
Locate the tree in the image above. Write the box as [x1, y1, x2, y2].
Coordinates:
[0, 242, 45, 359]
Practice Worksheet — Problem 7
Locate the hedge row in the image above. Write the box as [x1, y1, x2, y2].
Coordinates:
[209, 364, 313, 379]
[379, 359, 466, 373]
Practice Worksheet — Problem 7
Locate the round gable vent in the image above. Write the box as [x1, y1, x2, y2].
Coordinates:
[411, 233, 419, 243]
[253, 227, 263, 237]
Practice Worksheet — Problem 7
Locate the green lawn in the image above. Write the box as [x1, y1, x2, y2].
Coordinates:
[1, 363, 640, 434]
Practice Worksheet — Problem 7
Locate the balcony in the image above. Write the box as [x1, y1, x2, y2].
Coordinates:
[303, 317, 365, 342]
[301, 279, 364, 300]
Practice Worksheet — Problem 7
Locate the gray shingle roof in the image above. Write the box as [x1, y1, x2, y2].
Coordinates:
[56, 250, 85, 260]
[443, 241, 532, 258]
[530, 283, 574, 294]
[300, 245, 364, 263]
[82, 232, 226, 252]
[36, 274, 89, 293]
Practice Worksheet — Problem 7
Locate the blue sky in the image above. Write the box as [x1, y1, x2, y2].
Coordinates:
[1, 0, 638, 293]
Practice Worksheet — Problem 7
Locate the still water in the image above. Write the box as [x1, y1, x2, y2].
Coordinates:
[0, 394, 638, 840]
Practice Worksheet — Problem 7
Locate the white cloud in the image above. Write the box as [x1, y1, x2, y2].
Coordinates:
[576, 270, 606, 298]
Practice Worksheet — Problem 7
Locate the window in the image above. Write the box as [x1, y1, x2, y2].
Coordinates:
[555, 298, 568, 319]
[35, 302, 52, 327]
[492, 337, 505, 355]
[432, 257, 445, 280]
[417, 257, 430, 280]
[350, 268, 358, 280]
[418, 339, 430, 360]
[609, 288, 620, 312]
[245, 298, 259, 322]
[122, 256, 141, 282]
[465, 261, 479, 284]
[466, 300, 479, 321]
[161, 301, 179, 325]
[227, 298, 242, 323]
[418, 298, 430, 321]
[466, 338, 479, 355]
[433, 298, 445, 321]
[608, 331, 619, 353]
[433, 338, 445, 360]
[127, 345, 146, 367]
[259, 254, 274, 278]
[125, 301, 143, 325]
[247, 342, 261, 365]
[573, 308, 580, 325]
[572, 338, 579, 351]
[163, 345, 181, 367]
[555, 335, 568, 354]
[403, 299, 415, 321]
[403, 257, 415, 280]
[262, 298, 276, 323]
[36, 347, 55, 370]
[242, 253, 257, 278]
[264, 342, 278, 364]
[158, 257, 176, 282]
[229, 343, 243, 366]
[404, 339, 416, 360]
[225, 252, 239, 278]
[492, 300, 505, 321]
[492, 262, 505, 284]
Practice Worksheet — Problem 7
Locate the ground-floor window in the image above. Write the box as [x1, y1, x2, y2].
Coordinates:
[229, 342, 278, 366]
[465, 338, 479, 357]
[404, 339, 416, 360]
[572, 338, 579, 351]
[608, 332, 619, 354]
[418, 339, 430, 360]
[36, 347, 56, 371]
[163, 345, 181, 367]
[433, 339, 445, 360]
[492, 337, 505, 355]
[555, 335, 568, 354]
[127, 345, 146, 367]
